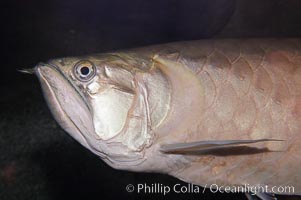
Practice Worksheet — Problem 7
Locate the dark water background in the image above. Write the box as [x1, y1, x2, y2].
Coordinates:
[1, 0, 301, 199]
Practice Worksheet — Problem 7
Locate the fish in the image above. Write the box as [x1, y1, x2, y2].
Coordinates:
[30, 38, 301, 200]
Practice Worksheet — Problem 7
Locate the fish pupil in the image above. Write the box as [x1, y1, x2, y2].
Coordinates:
[80, 66, 90, 76]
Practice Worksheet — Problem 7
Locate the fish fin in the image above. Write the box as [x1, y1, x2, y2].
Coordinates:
[160, 139, 283, 153]
[256, 192, 277, 200]
[245, 192, 277, 200]
[245, 193, 260, 200]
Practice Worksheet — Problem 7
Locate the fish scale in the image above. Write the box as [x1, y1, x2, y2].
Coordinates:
[161, 39, 301, 194]
[32, 38, 301, 199]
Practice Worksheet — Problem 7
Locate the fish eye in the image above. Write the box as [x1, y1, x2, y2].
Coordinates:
[73, 60, 96, 82]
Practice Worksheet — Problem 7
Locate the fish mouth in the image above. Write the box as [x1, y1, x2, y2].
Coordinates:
[35, 63, 95, 148]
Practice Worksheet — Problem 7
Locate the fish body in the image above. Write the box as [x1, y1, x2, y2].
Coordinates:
[34, 38, 301, 197]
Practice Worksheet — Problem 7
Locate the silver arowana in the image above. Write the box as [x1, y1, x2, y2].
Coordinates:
[33, 39, 301, 199]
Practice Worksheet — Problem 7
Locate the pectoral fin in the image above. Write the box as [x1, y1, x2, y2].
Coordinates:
[245, 192, 277, 200]
[160, 139, 283, 154]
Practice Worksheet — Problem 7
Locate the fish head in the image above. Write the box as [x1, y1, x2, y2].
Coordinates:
[34, 53, 171, 169]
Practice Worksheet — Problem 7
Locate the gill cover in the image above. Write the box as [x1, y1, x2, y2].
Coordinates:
[88, 69, 135, 140]
[83, 55, 171, 152]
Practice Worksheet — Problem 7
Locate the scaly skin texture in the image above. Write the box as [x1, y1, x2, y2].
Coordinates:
[36, 38, 301, 195]
[134, 39, 301, 194]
